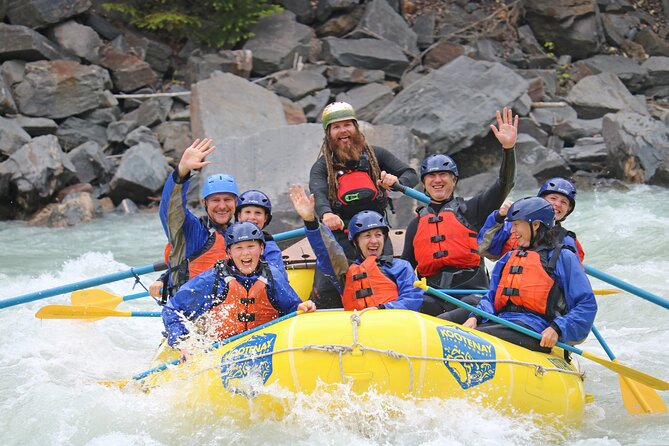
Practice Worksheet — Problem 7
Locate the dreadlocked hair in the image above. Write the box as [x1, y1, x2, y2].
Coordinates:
[319, 122, 382, 205]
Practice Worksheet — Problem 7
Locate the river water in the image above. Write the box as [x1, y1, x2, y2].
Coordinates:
[1, 186, 668, 445]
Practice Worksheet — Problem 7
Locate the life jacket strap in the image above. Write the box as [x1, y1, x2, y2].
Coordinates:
[237, 313, 256, 322]
[431, 235, 445, 242]
[502, 287, 520, 297]
[355, 288, 373, 298]
[433, 250, 448, 259]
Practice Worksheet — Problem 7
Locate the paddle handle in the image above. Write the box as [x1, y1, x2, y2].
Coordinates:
[585, 264, 669, 310]
[274, 228, 306, 242]
[391, 183, 430, 204]
[0, 262, 167, 309]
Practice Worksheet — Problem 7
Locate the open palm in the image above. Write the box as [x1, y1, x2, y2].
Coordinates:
[490, 107, 518, 149]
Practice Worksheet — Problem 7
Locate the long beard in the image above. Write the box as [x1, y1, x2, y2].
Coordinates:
[330, 130, 366, 162]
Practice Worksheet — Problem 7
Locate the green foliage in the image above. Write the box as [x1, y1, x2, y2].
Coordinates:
[543, 41, 555, 58]
[102, 0, 282, 47]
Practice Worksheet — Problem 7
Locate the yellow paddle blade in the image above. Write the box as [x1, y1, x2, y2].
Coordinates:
[617, 362, 668, 414]
[36, 305, 132, 319]
[581, 351, 669, 391]
[594, 289, 620, 296]
[98, 378, 131, 389]
[70, 289, 122, 308]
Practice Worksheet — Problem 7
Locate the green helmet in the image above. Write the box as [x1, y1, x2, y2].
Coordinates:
[321, 101, 357, 130]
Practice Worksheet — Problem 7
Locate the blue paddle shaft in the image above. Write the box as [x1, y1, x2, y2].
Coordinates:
[130, 311, 161, 317]
[392, 184, 430, 204]
[585, 265, 669, 310]
[0, 262, 167, 309]
[274, 228, 306, 242]
[591, 325, 616, 360]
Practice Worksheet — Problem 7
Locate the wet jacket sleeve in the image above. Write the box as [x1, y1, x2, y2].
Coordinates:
[264, 239, 287, 272]
[309, 157, 334, 219]
[463, 148, 515, 229]
[400, 216, 420, 269]
[159, 170, 210, 265]
[162, 268, 217, 348]
[381, 260, 423, 311]
[268, 264, 303, 314]
[552, 249, 597, 342]
[304, 221, 348, 294]
[478, 211, 512, 260]
[373, 146, 418, 188]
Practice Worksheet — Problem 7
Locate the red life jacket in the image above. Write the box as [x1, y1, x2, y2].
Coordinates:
[554, 226, 585, 263]
[333, 153, 387, 220]
[342, 256, 399, 310]
[493, 246, 567, 321]
[208, 263, 280, 340]
[413, 202, 480, 277]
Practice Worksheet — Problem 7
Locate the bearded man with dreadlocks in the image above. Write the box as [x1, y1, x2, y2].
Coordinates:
[308, 102, 418, 308]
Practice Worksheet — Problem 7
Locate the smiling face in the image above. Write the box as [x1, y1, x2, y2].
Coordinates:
[354, 228, 385, 259]
[423, 171, 457, 202]
[203, 193, 237, 227]
[542, 192, 572, 222]
[228, 240, 264, 275]
[328, 120, 363, 161]
[510, 220, 541, 248]
[237, 205, 269, 229]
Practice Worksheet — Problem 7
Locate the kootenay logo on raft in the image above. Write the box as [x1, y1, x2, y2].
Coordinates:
[437, 326, 496, 389]
[220, 333, 276, 397]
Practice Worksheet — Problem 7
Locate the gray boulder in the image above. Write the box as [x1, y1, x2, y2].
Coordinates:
[6, 0, 91, 29]
[351, 0, 418, 54]
[561, 136, 608, 172]
[3, 135, 77, 213]
[154, 121, 192, 161]
[184, 50, 253, 85]
[106, 97, 172, 142]
[49, 20, 102, 63]
[243, 11, 313, 76]
[567, 72, 648, 118]
[296, 88, 332, 121]
[374, 56, 528, 152]
[0, 23, 72, 61]
[0, 73, 17, 114]
[190, 73, 287, 140]
[603, 112, 669, 185]
[28, 189, 103, 227]
[316, 0, 359, 22]
[322, 37, 409, 79]
[56, 117, 107, 152]
[552, 117, 603, 144]
[109, 143, 170, 204]
[13, 60, 111, 119]
[283, 0, 315, 24]
[124, 125, 160, 149]
[68, 141, 112, 184]
[514, 134, 572, 181]
[325, 65, 385, 85]
[98, 43, 158, 92]
[272, 70, 328, 101]
[576, 54, 648, 93]
[0, 115, 31, 156]
[6, 115, 57, 137]
[336, 83, 394, 122]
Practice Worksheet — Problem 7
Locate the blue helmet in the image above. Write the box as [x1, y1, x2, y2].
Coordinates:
[538, 177, 576, 217]
[507, 197, 555, 228]
[224, 221, 265, 247]
[236, 190, 272, 225]
[202, 174, 238, 200]
[420, 153, 459, 181]
[348, 210, 389, 241]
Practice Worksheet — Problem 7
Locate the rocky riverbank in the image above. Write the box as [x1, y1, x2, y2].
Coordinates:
[1, 0, 668, 229]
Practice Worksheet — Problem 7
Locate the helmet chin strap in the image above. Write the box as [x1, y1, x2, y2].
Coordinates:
[529, 222, 536, 247]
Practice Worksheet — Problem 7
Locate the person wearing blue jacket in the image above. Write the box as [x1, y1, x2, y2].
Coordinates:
[289, 184, 423, 311]
[460, 197, 597, 353]
[478, 177, 585, 262]
[162, 221, 316, 356]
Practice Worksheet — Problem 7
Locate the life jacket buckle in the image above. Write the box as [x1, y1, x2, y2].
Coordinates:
[237, 313, 256, 322]
[240, 297, 255, 304]
[352, 272, 368, 281]
[502, 287, 520, 297]
[355, 288, 373, 298]
[516, 250, 528, 257]
[428, 215, 443, 223]
[431, 235, 445, 243]
[509, 266, 523, 274]
[433, 250, 448, 259]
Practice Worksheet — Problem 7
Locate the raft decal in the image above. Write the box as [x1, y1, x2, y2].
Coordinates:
[437, 326, 496, 389]
[220, 333, 276, 397]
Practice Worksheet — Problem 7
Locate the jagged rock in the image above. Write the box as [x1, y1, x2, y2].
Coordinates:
[124, 125, 160, 149]
[601, 12, 640, 47]
[642, 57, 669, 89]
[49, 20, 102, 63]
[6, 0, 91, 29]
[280, 96, 308, 124]
[315, 5, 364, 37]
[118, 32, 173, 74]
[316, 0, 359, 22]
[2, 135, 77, 214]
[552, 117, 603, 144]
[524, 0, 604, 59]
[374, 56, 529, 152]
[243, 11, 313, 76]
[115, 198, 138, 214]
[423, 40, 466, 70]
[168, 102, 190, 121]
[529, 105, 579, 133]
[67, 141, 112, 184]
[518, 117, 549, 146]
[634, 28, 669, 57]
[0, 60, 26, 86]
[85, 12, 122, 41]
[603, 112, 669, 185]
[13, 60, 111, 119]
[6, 115, 57, 137]
[56, 117, 107, 152]
[0, 73, 17, 114]
[575, 55, 648, 93]
[296, 88, 332, 121]
[0, 23, 72, 61]
[351, 0, 418, 54]
[97, 43, 158, 92]
[272, 70, 328, 101]
[55, 182, 93, 202]
[109, 142, 170, 204]
[28, 191, 103, 227]
[561, 136, 608, 172]
[413, 12, 436, 50]
[190, 73, 287, 140]
[336, 83, 393, 122]
[284, 0, 315, 24]
[514, 134, 572, 181]
[106, 97, 172, 142]
[78, 107, 121, 126]
[0, 115, 31, 156]
[567, 72, 648, 118]
[153, 121, 192, 161]
[322, 37, 409, 79]
[325, 65, 385, 85]
[185, 50, 253, 85]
